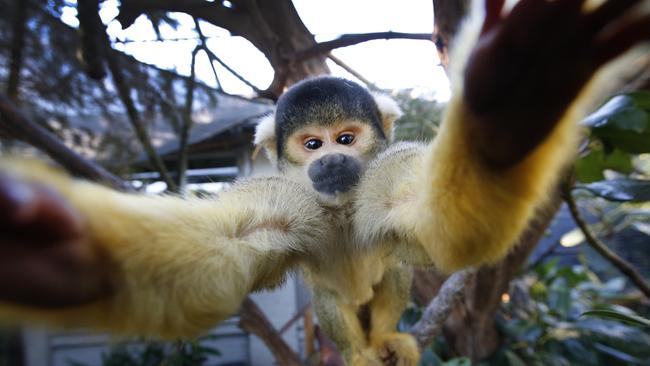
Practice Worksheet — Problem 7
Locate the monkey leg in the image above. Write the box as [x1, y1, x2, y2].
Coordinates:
[312, 286, 383, 366]
[368, 264, 419, 366]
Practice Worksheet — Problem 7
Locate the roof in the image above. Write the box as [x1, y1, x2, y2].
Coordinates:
[152, 93, 273, 159]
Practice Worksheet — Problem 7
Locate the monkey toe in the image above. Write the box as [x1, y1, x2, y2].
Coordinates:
[371, 332, 419, 366]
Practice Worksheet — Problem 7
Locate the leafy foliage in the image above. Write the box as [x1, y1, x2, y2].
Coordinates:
[392, 90, 445, 142]
[577, 179, 650, 202]
[68, 337, 221, 366]
[574, 148, 634, 183]
[582, 309, 650, 328]
[583, 92, 650, 154]
[576, 91, 650, 183]
[490, 261, 650, 366]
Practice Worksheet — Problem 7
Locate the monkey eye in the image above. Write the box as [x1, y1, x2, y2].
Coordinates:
[304, 139, 323, 150]
[336, 134, 355, 145]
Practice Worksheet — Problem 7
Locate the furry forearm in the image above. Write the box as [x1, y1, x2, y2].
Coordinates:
[0, 161, 329, 337]
[407, 93, 580, 273]
[354, 92, 583, 273]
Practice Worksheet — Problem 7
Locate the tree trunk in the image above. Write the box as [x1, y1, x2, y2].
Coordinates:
[238, 297, 302, 366]
[117, 0, 330, 98]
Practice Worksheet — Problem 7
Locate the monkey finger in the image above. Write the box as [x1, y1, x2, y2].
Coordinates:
[481, 0, 506, 34]
[0, 175, 83, 243]
[586, 0, 643, 34]
[0, 173, 38, 225]
[0, 238, 112, 308]
[592, 14, 650, 68]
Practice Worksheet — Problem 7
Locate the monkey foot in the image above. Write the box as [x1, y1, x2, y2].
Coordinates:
[347, 348, 384, 366]
[371, 332, 419, 366]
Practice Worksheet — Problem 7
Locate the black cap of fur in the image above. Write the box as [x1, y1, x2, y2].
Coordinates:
[275, 76, 386, 160]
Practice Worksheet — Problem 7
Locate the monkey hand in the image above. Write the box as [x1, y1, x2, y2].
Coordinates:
[0, 172, 113, 308]
[464, 0, 650, 168]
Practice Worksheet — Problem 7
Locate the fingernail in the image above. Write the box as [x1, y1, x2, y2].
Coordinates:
[0, 175, 36, 221]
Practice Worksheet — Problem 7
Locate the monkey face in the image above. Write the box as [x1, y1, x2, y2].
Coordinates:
[283, 121, 380, 198]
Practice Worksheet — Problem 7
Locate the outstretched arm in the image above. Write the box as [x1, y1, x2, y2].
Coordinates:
[355, 0, 650, 273]
[0, 160, 332, 338]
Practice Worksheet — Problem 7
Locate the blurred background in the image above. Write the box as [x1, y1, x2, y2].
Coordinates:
[0, 0, 649, 365]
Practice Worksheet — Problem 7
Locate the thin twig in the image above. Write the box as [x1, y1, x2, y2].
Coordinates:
[409, 269, 474, 349]
[0, 95, 131, 191]
[204, 47, 262, 93]
[562, 180, 650, 299]
[6, 1, 28, 100]
[278, 303, 311, 335]
[105, 50, 178, 191]
[174, 46, 198, 193]
[327, 54, 378, 90]
[238, 297, 302, 366]
[292, 32, 433, 61]
[193, 18, 222, 90]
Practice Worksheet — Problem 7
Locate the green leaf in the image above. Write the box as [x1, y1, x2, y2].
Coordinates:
[581, 309, 650, 328]
[574, 148, 634, 183]
[504, 350, 527, 366]
[593, 343, 646, 364]
[584, 92, 650, 153]
[442, 357, 472, 366]
[576, 179, 650, 202]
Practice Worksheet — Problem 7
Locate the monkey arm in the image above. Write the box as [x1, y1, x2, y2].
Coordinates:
[356, 0, 650, 273]
[354, 90, 578, 274]
[0, 160, 331, 338]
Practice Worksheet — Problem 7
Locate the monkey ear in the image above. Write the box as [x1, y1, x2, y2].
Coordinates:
[373, 93, 403, 141]
[254, 113, 278, 165]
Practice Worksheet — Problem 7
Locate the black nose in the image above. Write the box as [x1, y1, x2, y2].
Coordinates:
[308, 153, 362, 195]
[318, 153, 347, 167]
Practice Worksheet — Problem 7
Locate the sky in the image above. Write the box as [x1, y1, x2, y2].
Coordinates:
[61, 0, 451, 101]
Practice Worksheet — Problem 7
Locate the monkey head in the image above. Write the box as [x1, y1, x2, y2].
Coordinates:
[255, 77, 402, 202]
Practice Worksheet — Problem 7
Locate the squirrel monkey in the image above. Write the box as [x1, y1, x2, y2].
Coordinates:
[1, 0, 649, 364]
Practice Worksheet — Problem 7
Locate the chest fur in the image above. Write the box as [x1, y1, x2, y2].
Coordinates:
[301, 203, 395, 306]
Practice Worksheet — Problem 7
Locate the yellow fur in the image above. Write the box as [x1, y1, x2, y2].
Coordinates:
[0, 160, 334, 338]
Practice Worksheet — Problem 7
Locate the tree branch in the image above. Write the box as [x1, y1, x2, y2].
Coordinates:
[314, 325, 345, 366]
[292, 32, 433, 62]
[409, 269, 474, 350]
[238, 297, 302, 366]
[562, 181, 650, 299]
[327, 54, 377, 90]
[117, 0, 253, 40]
[194, 19, 222, 90]
[174, 46, 198, 194]
[105, 50, 178, 191]
[77, 0, 107, 79]
[6, 1, 28, 101]
[0, 95, 130, 191]
[202, 47, 262, 93]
